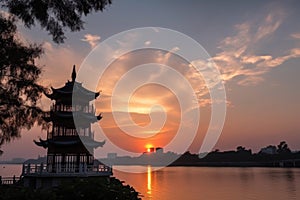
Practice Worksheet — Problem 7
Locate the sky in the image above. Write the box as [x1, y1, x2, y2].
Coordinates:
[1, 0, 300, 160]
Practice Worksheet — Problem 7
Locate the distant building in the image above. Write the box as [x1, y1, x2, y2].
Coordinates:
[259, 145, 277, 155]
[155, 147, 163, 154]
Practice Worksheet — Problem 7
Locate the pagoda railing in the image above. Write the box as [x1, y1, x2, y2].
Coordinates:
[50, 104, 95, 113]
[47, 130, 94, 138]
[22, 163, 112, 176]
[22, 163, 48, 174]
[0, 176, 20, 185]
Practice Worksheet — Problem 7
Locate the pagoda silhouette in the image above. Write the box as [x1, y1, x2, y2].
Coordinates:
[22, 65, 112, 188]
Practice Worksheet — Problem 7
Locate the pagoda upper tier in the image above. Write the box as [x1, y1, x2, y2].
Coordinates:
[45, 65, 100, 104]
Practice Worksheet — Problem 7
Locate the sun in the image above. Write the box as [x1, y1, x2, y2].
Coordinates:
[145, 144, 153, 152]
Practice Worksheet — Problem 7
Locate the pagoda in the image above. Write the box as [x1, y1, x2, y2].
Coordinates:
[22, 65, 112, 188]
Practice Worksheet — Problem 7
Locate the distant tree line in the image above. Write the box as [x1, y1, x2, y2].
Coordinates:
[172, 141, 299, 167]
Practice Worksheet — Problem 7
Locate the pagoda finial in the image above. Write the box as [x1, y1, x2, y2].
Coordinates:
[72, 65, 76, 82]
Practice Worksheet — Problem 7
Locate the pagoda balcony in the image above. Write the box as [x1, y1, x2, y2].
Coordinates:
[21, 163, 112, 177]
[46, 110, 100, 124]
[47, 129, 95, 139]
[50, 103, 96, 114]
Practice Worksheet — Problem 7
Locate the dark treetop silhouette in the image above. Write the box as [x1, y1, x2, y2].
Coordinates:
[0, 0, 112, 43]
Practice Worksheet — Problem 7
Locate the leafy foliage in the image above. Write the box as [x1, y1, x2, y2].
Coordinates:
[0, 177, 141, 200]
[1, 0, 112, 43]
[277, 141, 291, 154]
[0, 15, 44, 149]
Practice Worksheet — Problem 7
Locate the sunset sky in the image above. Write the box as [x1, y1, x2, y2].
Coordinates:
[1, 0, 300, 160]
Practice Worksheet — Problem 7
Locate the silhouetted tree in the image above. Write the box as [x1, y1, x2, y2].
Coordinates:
[0, 15, 44, 150]
[1, 0, 112, 43]
[277, 141, 291, 154]
[236, 146, 246, 152]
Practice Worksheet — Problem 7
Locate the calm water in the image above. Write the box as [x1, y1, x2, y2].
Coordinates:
[1, 164, 299, 200]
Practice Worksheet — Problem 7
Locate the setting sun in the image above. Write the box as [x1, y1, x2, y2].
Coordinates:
[146, 144, 153, 152]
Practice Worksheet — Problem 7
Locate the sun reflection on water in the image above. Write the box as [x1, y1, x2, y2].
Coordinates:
[147, 165, 152, 195]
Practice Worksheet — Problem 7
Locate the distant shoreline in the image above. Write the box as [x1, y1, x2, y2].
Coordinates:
[3, 146, 300, 168]
[100, 150, 300, 168]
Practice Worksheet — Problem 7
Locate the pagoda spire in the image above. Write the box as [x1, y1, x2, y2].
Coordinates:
[71, 65, 76, 82]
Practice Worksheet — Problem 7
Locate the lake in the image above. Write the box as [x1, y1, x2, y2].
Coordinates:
[1, 164, 299, 200]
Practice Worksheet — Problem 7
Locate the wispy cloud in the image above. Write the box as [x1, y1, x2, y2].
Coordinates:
[290, 33, 300, 39]
[212, 10, 300, 86]
[254, 13, 283, 41]
[81, 33, 101, 48]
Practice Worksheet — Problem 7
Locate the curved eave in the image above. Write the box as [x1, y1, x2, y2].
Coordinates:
[96, 113, 103, 121]
[80, 137, 106, 148]
[86, 140, 105, 148]
[95, 91, 100, 99]
[34, 138, 105, 149]
[34, 138, 48, 149]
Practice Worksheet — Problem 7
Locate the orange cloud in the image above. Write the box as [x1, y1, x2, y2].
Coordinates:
[290, 33, 300, 39]
[210, 10, 300, 86]
[254, 12, 284, 41]
[81, 33, 101, 48]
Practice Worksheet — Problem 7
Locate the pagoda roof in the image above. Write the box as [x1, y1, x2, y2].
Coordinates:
[44, 65, 100, 101]
[34, 137, 105, 149]
[45, 81, 100, 101]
